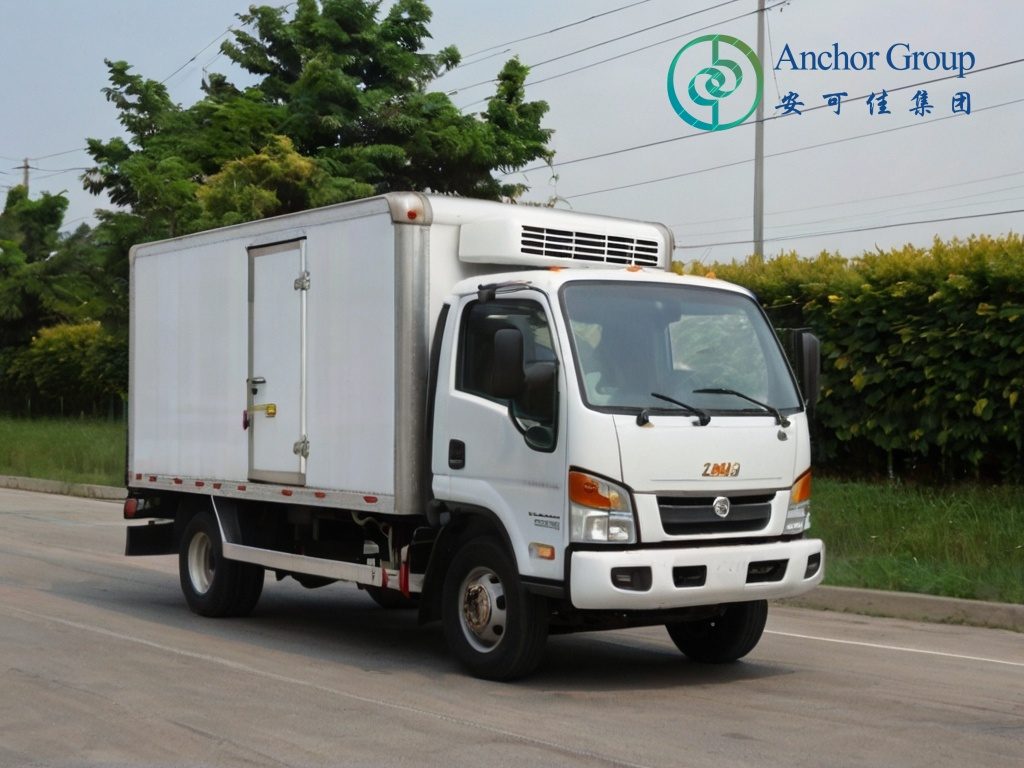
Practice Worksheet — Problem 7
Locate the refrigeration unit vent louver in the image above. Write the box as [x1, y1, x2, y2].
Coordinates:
[520, 225, 661, 267]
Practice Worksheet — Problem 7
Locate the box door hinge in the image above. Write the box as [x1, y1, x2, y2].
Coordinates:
[294, 270, 310, 291]
[293, 436, 310, 458]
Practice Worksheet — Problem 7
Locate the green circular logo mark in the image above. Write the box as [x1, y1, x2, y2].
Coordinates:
[667, 34, 763, 131]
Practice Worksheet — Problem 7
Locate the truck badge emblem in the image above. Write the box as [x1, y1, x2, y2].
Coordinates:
[713, 496, 730, 518]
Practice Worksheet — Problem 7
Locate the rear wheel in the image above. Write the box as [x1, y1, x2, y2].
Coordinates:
[666, 600, 768, 663]
[179, 510, 264, 617]
[442, 537, 547, 680]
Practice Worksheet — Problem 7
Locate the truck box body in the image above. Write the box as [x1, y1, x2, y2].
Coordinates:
[125, 193, 822, 679]
[129, 194, 668, 513]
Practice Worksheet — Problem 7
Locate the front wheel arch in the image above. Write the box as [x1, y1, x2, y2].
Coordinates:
[441, 535, 548, 680]
[418, 507, 517, 625]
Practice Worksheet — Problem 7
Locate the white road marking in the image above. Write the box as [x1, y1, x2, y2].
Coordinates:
[766, 630, 1024, 668]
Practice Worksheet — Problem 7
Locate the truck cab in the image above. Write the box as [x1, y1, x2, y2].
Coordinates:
[429, 267, 822, 678]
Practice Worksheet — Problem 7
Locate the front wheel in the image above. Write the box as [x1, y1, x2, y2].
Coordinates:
[179, 510, 264, 617]
[442, 537, 548, 680]
[666, 600, 768, 663]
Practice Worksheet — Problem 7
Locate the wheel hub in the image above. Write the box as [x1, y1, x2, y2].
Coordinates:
[459, 567, 506, 652]
[463, 583, 492, 632]
[187, 531, 215, 594]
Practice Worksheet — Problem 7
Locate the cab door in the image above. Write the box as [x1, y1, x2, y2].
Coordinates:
[432, 290, 567, 581]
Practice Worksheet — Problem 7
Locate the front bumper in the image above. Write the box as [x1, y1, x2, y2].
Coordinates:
[569, 538, 824, 610]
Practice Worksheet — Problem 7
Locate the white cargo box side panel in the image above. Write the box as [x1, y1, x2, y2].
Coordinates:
[304, 214, 396, 494]
[131, 242, 248, 479]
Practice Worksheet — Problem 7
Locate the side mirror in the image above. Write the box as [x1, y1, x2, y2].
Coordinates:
[799, 331, 821, 412]
[490, 328, 525, 399]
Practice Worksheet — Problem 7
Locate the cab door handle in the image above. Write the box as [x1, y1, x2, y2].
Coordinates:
[448, 439, 465, 470]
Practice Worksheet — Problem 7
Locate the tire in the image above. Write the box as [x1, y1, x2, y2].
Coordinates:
[666, 600, 768, 663]
[179, 510, 264, 618]
[364, 586, 419, 610]
[442, 537, 548, 680]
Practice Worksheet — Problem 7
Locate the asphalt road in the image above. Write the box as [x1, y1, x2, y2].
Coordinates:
[1, 487, 1021, 768]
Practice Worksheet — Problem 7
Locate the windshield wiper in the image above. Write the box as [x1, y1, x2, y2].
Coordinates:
[638, 392, 710, 426]
[693, 388, 791, 427]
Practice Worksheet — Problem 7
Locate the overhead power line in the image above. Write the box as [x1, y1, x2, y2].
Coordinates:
[562, 94, 1024, 201]
[161, 26, 236, 85]
[13, 2, 299, 168]
[511, 56, 1024, 176]
[673, 208, 1024, 249]
[24, 165, 90, 174]
[507, 0, 786, 99]
[448, 0, 745, 94]
[457, 0, 655, 62]
[161, 2, 297, 85]
[455, 0, 787, 109]
[671, 168, 1024, 229]
[679, 185, 1024, 240]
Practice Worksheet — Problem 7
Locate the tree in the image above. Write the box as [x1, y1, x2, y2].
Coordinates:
[63, 0, 553, 416]
[0, 186, 69, 263]
[220, 0, 552, 199]
[0, 187, 123, 414]
[83, 61, 285, 239]
[7, 321, 126, 413]
[0, 187, 77, 348]
[82, 0, 553, 242]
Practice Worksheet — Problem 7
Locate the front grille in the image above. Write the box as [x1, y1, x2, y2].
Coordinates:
[520, 225, 660, 266]
[657, 493, 775, 535]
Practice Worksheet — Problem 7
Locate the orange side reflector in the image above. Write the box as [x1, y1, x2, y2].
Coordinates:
[529, 543, 556, 560]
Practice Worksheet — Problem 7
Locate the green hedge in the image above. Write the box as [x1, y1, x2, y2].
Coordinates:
[1, 321, 126, 418]
[680, 234, 1024, 481]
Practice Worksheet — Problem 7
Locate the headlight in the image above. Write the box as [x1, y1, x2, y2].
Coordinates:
[568, 470, 636, 543]
[785, 470, 812, 533]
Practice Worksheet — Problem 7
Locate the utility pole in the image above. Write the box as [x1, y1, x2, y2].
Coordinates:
[753, 0, 765, 257]
[22, 158, 29, 193]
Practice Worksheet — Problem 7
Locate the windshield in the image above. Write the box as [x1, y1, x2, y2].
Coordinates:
[560, 281, 801, 414]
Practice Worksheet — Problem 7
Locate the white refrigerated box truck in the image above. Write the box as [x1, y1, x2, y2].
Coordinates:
[124, 192, 824, 679]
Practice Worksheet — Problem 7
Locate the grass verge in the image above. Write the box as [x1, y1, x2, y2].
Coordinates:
[814, 478, 1024, 604]
[0, 416, 125, 487]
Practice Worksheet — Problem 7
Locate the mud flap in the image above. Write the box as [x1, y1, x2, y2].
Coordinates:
[125, 521, 176, 556]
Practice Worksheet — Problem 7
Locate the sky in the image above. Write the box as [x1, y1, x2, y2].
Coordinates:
[2, 0, 1022, 264]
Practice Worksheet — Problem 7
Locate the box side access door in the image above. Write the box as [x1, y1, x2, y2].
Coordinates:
[248, 239, 307, 485]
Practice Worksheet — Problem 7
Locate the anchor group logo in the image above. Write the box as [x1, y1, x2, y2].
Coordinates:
[667, 34, 763, 131]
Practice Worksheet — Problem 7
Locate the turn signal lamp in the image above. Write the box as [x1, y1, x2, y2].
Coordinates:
[569, 471, 636, 543]
[785, 470, 812, 533]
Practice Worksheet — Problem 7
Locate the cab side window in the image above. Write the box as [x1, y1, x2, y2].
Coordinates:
[457, 298, 558, 450]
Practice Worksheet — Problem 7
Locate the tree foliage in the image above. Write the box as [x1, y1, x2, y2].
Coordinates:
[2, 1, 553, 417]
[83, 0, 553, 243]
[196, 135, 368, 229]
[8, 321, 126, 409]
[0, 187, 124, 414]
